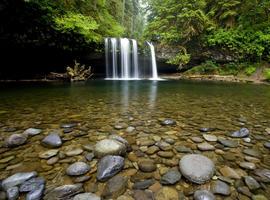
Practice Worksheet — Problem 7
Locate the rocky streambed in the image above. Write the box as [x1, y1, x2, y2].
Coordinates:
[0, 119, 269, 200]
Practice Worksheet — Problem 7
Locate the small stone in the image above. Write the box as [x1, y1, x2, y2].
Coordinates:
[47, 157, 59, 165]
[65, 148, 83, 156]
[194, 190, 215, 200]
[5, 134, 27, 148]
[155, 187, 179, 200]
[152, 136, 161, 142]
[231, 128, 249, 138]
[139, 140, 155, 147]
[6, 187, 19, 200]
[253, 168, 270, 183]
[197, 142, 215, 151]
[73, 193, 100, 200]
[24, 128, 42, 136]
[97, 155, 124, 182]
[74, 176, 91, 183]
[60, 123, 77, 128]
[2, 171, 37, 190]
[218, 138, 238, 148]
[199, 128, 215, 132]
[191, 137, 204, 143]
[211, 180, 231, 196]
[237, 186, 252, 197]
[243, 149, 261, 158]
[44, 184, 83, 199]
[157, 151, 174, 158]
[203, 135, 217, 142]
[252, 195, 268, 200]
[39, 149, 59, 159]
[42, 133, 62, 148]
[138, 159, 156, 172]
[164, 138, 175, 144]
[109, 135, 131, 151]
[85, 153, 95, 161]
[102, 175, 127, 199]
[133, 179, 155, 190]
[146, 146, 159, 155]
[94, 139, 126, 158]
[117, 195, 134, 200]
[175, 146, 192, 153]
[133, 190, 153, 200]
[239, 162, 256, 170]
[219, 166, 240, 179]
[66, 162, 90, 176]
[160, 119, 176, 126]
[0, 156, 15, 164]
[265, 128, 270, 134]
[179, 154, 215, 184]
[126, 126, 135, 133]
[160, 169, 181, 185]
[263, 142, 270, 149]
[243, 138, 251, 143]
[244, 176, 260, 190]
[156, 141, 172, 151]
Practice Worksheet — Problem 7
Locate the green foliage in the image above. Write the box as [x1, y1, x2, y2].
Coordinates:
[185, 60, 218, 75]
[219, 62, 240, 76]
[167, 48, 190, 69]
[264, 69, 270, 81]
[244, 65, 256, 76]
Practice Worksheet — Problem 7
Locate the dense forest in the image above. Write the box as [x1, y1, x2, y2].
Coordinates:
[0, 0, 270, 79]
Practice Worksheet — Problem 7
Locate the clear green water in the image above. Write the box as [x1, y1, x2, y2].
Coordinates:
[0, 80, 269, 197]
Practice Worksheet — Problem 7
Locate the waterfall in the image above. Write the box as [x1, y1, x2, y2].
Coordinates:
[147, 42, 158, 80]
[105, 37, 159, 80]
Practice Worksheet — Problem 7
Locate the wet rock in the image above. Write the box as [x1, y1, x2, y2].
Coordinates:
[197, 142, 215, 151]
[175, 146, 192, 153]
[244, 176, 260, 190]
[94, 139, 126, 158]
[243, 149, 261, 158]
[219, 166, 240, 179]
[102, 175, 127, 199]
[133, 179, 155, 190]
[7, 187, 19, 200]
[194, 190, 215, 200]
[156, 141, 171, 151]
[85, 153, 95, 161]
[60, 123, 77, 128]
[65, 148, 83, 156]
[2, 171, 37, 190]
[157, 151, 174, 158]
[253, 168, 270, 183]
[203, 134, 217, 142]
[191, 137, 204, 143]
[42, 133, 62, 148]
[97, 155, 124, 182]
[39, 150, 59, 159]
[231, 128, 249, 138]
[160, 119, 176, 126]
[199, 128, 215, 132]
[160, 169, 181, 185]
[146, 146, 159, 155]
[237, 186, 252, 197]
[74, 176, 91, 183]
[218, 138, 238, 148]
[19, 177, 45, 192]
[155, 187, 179, 200]
[211, 180, 231, 196]
[44, 184, 83, 200]
[139, 140, 155, 147]
[138, 159, 156, 172]
[5, 134, 27, 148]
[47, 157, 59, 165]
[26, 184, 44, 200]
[66, 162, 90, 176]
[263, 142, 270, 149]
[24, 128, 42, 136]
[133, 190, 153, 200]
[109, 135, 131, 151]
[179, 154, 215, 184]
[239, 162, 256, 170]
[73, 193, 100, 200]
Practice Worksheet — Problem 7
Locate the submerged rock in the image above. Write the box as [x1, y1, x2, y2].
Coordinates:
[218, 138, 238, 148]
[44, 184, 83, 200]
[138, 159, 156, 172]
[197, 142, 215, 151]
[66, 162, 90, 176]
[60, 123, 77, 128]
[42, 133, 62, 148]
[102, 175, 128, 199]
[155, 187, 179, 200]
[19, 177, 45, 192]
[97, 155, 124, 182]
[133, 179, 155, 190]
[244, 176, 260, 190]
[179, 154, 215, 184]
[160, 119, 176, 126]
[39, 150, 59, 159]
[24, 128, 42, 136]
[231, 128, 249, 138]
[194, 190, 215, 200]
[26, 184, 45, 200]
[7, 187, 19, 200]
[253, 168, 270, 183]
[160, 169, 181, 185]
[108, 135, 131, 151]
[94, 139, 126, 158]
[211, 180, 231, 196]
[73, 193, 100, 200]
[2, 171, 37, 190]
[203, 134, 217, 142]
[5, 134, 27, 148]
[199, 128, 215, 133]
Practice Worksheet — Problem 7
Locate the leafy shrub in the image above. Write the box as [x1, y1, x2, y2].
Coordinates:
[244, 65, 257, 76]
[186, 60, 218, 75]
[219, 62, 239, 75]
[264, 69, 270, 81]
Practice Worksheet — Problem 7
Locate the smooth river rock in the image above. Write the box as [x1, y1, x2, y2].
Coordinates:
[42, 133, 62, 148]
[231, 128, 250, 138]
[39, 149, 59, 159]
[160, 169, 181, 185]
[23, 128, 42, 136]
[102, 175, 128, 199]
[203, 134, 217, 142]
[26, 184, 45, 200]
[44, 184, 83, 200]
[218, 138, 238, 148]
[211, 180, 231, 196]
[97, 155, 124, 182]
[66, 162, 90, 176]
[194, 190, 215, 200]
[5, 134, 27, 148]
[179, 154, 215, 184]
[19, 177, 45, 192]
[138, 159, 156, 172]
[94, 139, 126, 158]
[160, 119, 176, 126]
[244, 176, 260, 190]
[197, 142, 215, 151]
[2, 171, 37, 190]
[6, 187, 19, 200]
[73, 193, 101, 200]
[155, 187, 179, 200]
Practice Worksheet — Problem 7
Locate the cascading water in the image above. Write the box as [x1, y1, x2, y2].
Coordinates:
[147, 42, 159, 80]
[105, 37, 159, 80]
